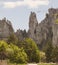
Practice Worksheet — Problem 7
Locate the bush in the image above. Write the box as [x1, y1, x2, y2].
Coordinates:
[44, 40, 53, 62]
[7, 33, 18, 44]
[40, 51, 46, 62]
[55, 19, 58, 24]
[0, 41, 8, 60]
[6, 44, 28, 63]
[0, 41, 28, 63]
[51, 46, 58, 62]
[17, 38, 40, 63]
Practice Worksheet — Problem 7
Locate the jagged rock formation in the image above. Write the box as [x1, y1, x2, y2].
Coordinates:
[28, 12, 38, 41]
[0, 17, 14, 40]
[0, 8, 58, 48]
[28, 8, 58, 48]
[15, 29, 28, 41]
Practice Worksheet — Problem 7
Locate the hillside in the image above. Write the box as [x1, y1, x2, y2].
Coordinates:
[0, 17, 14, 40]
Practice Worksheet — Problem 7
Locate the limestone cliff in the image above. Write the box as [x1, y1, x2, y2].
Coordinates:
[0, 17, 14, 40]
[0, 8, 57, 48]
[28, 8, 58, 48]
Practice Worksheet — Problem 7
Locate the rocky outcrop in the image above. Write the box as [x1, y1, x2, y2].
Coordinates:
[28, 12, 38, 40]
[0, 8, 58, 48]
[28, 8, 58, 47]
[15, 29, 28, 41]
[0, 17, 14, 40]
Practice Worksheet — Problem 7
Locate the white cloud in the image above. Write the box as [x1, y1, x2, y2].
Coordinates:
[2, 0, 49, 8]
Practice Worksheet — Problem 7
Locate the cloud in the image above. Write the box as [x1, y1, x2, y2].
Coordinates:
[2, 0, 49, 8]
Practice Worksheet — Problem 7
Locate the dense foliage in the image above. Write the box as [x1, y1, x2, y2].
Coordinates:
[45, 40, 53, 62]
[55, 19, 58, 24]
[6, 44, 28, 63]
[0, 34, 58, 63]
[7, 33, 18, 44]
[51, 46, 58, 62]
[44, 40, 58, 63]
[0, 41, 8, 60]
[0, 38, 40, 63]
[17, 38, 40, 63]
[0, 41, 28, 63]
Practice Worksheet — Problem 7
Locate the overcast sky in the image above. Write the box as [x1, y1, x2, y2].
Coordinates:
[0, 0, 58, 31]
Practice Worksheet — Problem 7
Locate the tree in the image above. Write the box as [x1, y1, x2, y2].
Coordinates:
[6, 43, 28, 63]
[7, 33, 18, 44]
[17, 38, 40, 63]
[52, 46, 58, 62]
[45, 40, 53, 62]
[0, 41, 28, 63]
[0, 41, 8, 60]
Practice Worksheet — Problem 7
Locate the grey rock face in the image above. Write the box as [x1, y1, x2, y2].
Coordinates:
[28, 8, 58, 47]
[15, 29, 28, 41]
[1, 8, 57, 48]
[0, 17, 14, 40]
[28, 12, 38, 40]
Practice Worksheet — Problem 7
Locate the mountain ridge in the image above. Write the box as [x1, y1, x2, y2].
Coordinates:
[0, 8, 58, 49]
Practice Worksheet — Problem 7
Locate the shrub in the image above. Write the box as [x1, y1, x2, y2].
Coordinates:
[6, 44, 28, 63]
[0, 41, 8, 60]
[17, 38, 40, 63]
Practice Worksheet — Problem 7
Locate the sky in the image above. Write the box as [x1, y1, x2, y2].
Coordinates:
[0, 0, 58, 32]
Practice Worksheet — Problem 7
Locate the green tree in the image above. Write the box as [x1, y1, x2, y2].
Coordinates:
[17, 38, 40, 63]
[52, 46, 58, 62]
[7, 33, 18, 44]
[0, 41, 8, 60]
[6, 43, 28, 63]
[45, 40, 53, 62]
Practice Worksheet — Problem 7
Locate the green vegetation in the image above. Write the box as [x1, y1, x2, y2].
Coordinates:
[44, 40, 53, 62]
[0, 41, 8, 60]
[7, 33, 18, 44]
[44, 40, 58, 63]
[54, 13, 58, 24]
[0, 34, 58, 64]
[39, 51, 46, 62]
[55, 19, 58, 24]
[6, 44, 28, 63]
[0, 41, 28, 63]
[0, 38, 40, 63]
[51, 46, 58, 62]
[17, 38, 40, 63]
